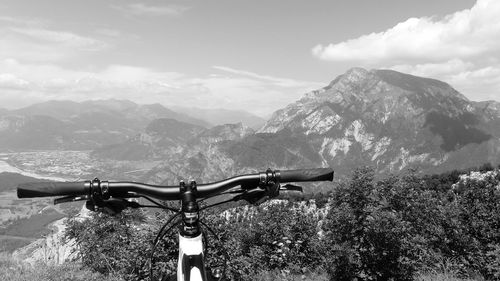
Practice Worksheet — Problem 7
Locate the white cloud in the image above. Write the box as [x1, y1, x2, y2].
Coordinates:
[112, 3, 190, 17]
[312, 0, 500, 102]
[213, 65, 323, 88]
[0, 17, 109, 63]
[9, 27, 107, 51]
[313, 0, 500, 64]
[0, 73, 30, 89]
[0, 60, 321, 116]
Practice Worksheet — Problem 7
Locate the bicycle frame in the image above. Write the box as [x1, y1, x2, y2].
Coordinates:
[178, 233, 207, 281]
[176, 180, 210, 281]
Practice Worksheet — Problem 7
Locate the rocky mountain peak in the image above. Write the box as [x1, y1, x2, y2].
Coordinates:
[258, 68, 499, 177]
[330, 67, 372, 86]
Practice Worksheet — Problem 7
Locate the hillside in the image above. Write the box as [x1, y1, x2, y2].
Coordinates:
[259, 68, 500, 176]
[92, 68, 500, 184]
[0, 100, 210, 150]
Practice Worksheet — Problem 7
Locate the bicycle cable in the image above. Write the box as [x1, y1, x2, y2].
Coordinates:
[149, 212, 182, 281]
[128, 192, 180, 212]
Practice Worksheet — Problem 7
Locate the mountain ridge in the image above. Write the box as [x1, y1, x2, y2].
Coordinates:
[1, 68, 499, 183]
[91, 68, 500, 184]
[0, 99, 211, 150]
[258, 67, 499, 177]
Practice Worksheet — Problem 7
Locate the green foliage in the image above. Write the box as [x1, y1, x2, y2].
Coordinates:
[62, 166, 500, 281]
[323, 167, 500, 280]
[203, 201, 324, 281]
[324, 167, 416, 280]
[65, 208, 178, 281]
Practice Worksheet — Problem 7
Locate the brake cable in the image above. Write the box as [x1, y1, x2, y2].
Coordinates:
[196, 188, 246, 204]
[149, 212, 182, 281]
[132, 194, 179, 212]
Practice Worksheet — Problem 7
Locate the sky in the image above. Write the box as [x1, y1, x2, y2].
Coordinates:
[0, 0, 498, 117]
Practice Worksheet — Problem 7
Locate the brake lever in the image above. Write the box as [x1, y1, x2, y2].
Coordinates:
[85, 198, 140, 215]
[280, 184, 303, 192]
[54, 195, 90, 205]
[235, 189, 268, 206]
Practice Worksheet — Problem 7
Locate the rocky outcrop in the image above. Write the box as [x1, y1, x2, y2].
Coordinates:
[12, 206, 90, 265]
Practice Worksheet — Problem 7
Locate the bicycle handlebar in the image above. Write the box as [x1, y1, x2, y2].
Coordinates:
[17, 168, 334, 201]
[278, 168, 334, 182]
[17, 181, 90, 198]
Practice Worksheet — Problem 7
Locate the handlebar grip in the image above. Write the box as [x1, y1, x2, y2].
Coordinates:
[17, 182, 90, 198]
[278, 168, 334, 182]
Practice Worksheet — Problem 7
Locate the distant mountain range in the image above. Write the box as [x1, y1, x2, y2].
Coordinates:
[0, 100, 261, 150]
[92, 68, 500, 184]
[170, 106, 266, 130]
[2, 68, 500, 183]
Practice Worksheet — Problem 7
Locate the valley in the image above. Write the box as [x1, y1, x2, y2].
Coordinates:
[1, 67, 500, 259]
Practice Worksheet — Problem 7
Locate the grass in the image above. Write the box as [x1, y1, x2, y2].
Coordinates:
[0, 253, 123, 281]
[0, 254, 488, 281]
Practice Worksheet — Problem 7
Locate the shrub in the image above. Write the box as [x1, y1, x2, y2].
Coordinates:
[323, 167, 416, 280]
[203, 201, 325, 281]
[65, 208, 178, 281]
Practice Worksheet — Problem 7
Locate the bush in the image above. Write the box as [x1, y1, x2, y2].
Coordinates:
[61, 167, 500, 280]
[203, 201, 325, 281]
[65, 208, 179, 281]
[323, 167, 416, 280]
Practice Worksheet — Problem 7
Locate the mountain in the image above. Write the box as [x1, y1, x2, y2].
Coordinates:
[93, 118, 205, 161]
[260, 68, 500, 176]
[94, 68, 500, 185]
[13, 99, 210, 128]
[170, 106, 266, 129]
[0, 115, 73, 149]
[0, 99, 210, 150]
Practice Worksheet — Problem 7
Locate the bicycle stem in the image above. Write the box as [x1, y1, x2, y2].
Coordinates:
[177, 180, 209, 281]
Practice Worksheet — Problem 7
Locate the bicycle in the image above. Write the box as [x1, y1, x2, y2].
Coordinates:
[17, 168, 334, 281]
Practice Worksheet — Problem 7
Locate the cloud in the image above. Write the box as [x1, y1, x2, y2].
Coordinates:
[9, 27, 107, 51]
[312, 0, 500, 64]
[112, 3, 190, 17]
[312, 0, 500, 102]
[0, 16, 47, 26]
[213, 65, 323, 88]
[0, 73, 30, 89]
[0, 60, 322, 116]
[0, 17, 109, 63]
